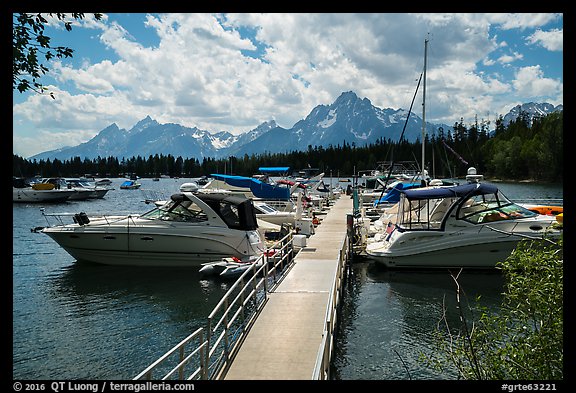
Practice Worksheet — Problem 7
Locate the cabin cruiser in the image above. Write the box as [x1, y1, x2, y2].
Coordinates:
[202, 173, 301, 213]
[39, 178, 95, 201]
[95, 178, 113, 187]
[39, 192, 265, 267]
[65, 178, 110, 198]
[364, 168, 562, 268]
[13, 177, 76, 203]
[253, 199, 315, 236]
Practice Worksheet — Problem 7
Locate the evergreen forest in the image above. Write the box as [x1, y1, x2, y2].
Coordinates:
[13, 111, 563, 183]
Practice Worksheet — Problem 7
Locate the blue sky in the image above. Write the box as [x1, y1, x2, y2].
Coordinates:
[13, 13, 563, 158]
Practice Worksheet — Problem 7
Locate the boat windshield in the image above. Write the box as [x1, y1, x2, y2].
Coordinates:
[397, 197, 458, 230]
[140, 199, 209, 223]
[396, 187, 538, 230]
[457, 189, 538, 224]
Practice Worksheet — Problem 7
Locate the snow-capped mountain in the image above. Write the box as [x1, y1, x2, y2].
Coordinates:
[27, 93, 561, 161]
[226, 91, 442, 156]
[502, 102, 563, 126]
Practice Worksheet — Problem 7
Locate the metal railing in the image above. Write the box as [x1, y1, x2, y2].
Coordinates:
[311, 230, 350, 380]
[134, 231, 296, 381]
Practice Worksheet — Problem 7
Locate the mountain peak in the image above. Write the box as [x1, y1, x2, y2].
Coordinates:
[254, 120, 277, 132]
[502, 102, 562, 126]
[129, 115, 159, 134]
[334, 91, 359, 104]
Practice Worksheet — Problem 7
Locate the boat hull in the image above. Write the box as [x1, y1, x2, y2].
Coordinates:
[42, 224, 263, 267]
[13, 188, 75, 203]
[366, 240, 522, 268]
[365, 221, 560, 269]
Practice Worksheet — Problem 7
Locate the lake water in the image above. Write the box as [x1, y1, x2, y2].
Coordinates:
[12, 178, 563, 380]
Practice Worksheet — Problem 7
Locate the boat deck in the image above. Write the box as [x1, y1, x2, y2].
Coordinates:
[222, 195, 353, 380]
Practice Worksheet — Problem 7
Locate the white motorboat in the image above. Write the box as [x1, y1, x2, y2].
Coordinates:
[95, 178, 113, 187]
[253, 197, 315, 236]
[253, 200, 297, 226]
[65, 178, 110, 198]
[13, 177, 76, 203]
[39, 192, 265, 267]
[364, 172, 563, 269]
[40, 177, 110, 200]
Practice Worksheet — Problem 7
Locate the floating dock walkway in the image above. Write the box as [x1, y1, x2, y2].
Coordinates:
[221, 195, 353, 380]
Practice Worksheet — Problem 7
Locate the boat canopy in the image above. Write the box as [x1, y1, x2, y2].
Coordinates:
[403, 183, 498, 200]
[258, 167, 290, 174]
[210, 173, 291, 200]
[174, 192, 260, 231]
[374, 182, 421, 206]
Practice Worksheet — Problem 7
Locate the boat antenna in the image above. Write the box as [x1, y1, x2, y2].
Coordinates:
[373, 38, 429, 208]
[421, 37, 428, 184]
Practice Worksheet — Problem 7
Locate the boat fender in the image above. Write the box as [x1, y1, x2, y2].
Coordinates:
[264, 250, 277, 257]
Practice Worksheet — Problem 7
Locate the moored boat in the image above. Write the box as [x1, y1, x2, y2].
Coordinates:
[13, 177, 75, 203]
[120, 180, 141, 189]
[364, 168, 563, 269]
[38, 192, 265, 267]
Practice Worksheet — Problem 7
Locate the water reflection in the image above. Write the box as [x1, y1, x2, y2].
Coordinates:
[332, 260, 504, 380]
[14, 260, 233, 380]
[50, 262, 232, 323]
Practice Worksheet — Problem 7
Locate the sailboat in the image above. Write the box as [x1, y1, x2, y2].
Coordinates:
[359, 38, 434, 216]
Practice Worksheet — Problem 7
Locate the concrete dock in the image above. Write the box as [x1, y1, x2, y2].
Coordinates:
[222, 195, 353, 380]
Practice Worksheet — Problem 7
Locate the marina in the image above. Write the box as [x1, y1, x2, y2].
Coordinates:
[12, 177, 563, 380]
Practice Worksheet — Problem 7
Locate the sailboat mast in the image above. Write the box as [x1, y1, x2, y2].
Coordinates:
[421, 38, 428, 182]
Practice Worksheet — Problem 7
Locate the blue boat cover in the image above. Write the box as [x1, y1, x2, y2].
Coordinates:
[258, 167, 290, 174]
[403, 182, 498, 200]
[373, 182, 421, 206]
[210, 174, 291, 200]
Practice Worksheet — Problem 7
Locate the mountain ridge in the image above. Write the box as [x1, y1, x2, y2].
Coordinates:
[28, 93, 562, 161]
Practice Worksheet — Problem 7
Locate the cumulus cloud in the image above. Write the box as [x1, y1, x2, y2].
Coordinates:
[497, 51, 524, 65]
[513, 65, 562, 97]
[526, 28, 563, 51]
[485, 13, 561, 30]
[13, 13, 563, 157]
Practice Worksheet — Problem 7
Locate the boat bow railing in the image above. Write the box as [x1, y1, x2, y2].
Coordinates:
[38, 209, 141, 228]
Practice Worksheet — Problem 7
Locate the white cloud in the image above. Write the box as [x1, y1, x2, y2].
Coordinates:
[513, 65, 562, 97]
[496, 51, 524, 65]
[13, 12, 563, 157]
[485, 13, 561, 30]
[526, 28, 563, 51]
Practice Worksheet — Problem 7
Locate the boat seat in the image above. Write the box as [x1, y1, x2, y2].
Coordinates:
[429, 198, 453, 223]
